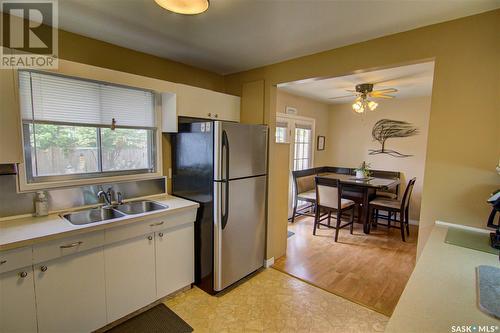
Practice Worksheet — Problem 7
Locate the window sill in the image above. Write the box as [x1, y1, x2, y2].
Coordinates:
[17, 164, 164, 193]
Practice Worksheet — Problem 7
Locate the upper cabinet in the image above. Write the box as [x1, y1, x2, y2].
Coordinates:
[0, 69, 23, 164]
[176, 83, 240, 122]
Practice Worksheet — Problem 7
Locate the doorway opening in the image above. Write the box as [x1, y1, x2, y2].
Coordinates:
[272, 61, 435, 316]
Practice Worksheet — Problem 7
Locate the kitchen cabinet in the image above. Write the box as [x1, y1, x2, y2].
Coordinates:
[155, 224, 194, 297]
[34, 248, 107, 333]
[0, 68, 23, 163]
[0, 203, 196, 332]
[104, 232, 156, 322]
[0, 266, 37, 333]
[177, 83, 240, 122]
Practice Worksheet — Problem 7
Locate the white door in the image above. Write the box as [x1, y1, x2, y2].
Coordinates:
[155, 224, 194, 297]
[34, 248, 107, 333]
[104, 233, 156, 322]
[276, 114, 315, 218]
[0, 267, 37, 333]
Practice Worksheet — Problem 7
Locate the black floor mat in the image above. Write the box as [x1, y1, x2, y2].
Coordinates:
[105, 304, 193, 333]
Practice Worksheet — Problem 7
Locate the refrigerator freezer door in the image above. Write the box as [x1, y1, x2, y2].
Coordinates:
[214, 175, 266, 291]
[214, 122, 268, 181]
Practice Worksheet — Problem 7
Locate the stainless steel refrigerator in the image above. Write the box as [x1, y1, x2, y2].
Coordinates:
[171, 118, 268, 293]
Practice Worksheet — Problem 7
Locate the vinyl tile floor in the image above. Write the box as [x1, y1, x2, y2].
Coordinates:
[165, 268, 388, 333]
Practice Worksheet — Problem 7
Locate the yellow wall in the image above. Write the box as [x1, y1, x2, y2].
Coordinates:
[328, 96, 432, 221]
[1, 13, 225, 92]
[226, 9, 500, 258]
[1, 13, 225, 189]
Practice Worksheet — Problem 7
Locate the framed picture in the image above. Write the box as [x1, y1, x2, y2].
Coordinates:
[317, 136, 325, 151]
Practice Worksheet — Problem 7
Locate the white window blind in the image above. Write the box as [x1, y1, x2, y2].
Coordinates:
[19, 71, 155, 127]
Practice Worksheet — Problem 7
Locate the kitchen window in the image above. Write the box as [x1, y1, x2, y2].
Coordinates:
[19, 71, 157, 183]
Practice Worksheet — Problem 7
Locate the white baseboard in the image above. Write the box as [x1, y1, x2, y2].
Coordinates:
[264, 257, 275, 268]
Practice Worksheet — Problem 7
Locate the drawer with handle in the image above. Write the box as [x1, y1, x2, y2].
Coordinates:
[0, 246, 33, 274]
[105, 218, 163, 245]
[33, 230, 105, 264]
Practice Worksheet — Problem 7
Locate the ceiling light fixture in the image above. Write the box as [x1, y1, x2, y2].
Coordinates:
[154, 0, 209, 15]
[352, 96, 378, 114]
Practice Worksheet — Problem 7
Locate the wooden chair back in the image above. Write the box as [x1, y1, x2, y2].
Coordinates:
[400, 178, 417, 211]
[292, 168, 320, 195]
[315, 177, 343, 210]
[371, 169, 401, 196]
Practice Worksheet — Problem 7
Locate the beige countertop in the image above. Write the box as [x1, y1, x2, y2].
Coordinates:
[386, 224, 500, 333]
[0, 195, 199, 251]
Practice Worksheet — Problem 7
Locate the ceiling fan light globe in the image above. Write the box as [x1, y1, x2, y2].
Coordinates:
[368, 101, 378, 111]
[352, 101, 362, 112]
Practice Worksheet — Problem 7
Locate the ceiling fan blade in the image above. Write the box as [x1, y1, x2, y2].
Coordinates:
[368, 90, 396, 97]
[372, 72, 426, 85]
[372, 94, 395, 99]
[372, 88, 398, 94]
[328, 94, 356, 100]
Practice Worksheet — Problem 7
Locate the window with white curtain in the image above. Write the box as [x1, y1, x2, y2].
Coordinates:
[18, 70, 156, 183]
[293, 124, 312, 171]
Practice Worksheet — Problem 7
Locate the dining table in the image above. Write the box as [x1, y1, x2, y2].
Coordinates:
[316, 173, 400, 234]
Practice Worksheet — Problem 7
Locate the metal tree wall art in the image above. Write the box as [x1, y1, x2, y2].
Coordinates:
[369, 119, 419, 158]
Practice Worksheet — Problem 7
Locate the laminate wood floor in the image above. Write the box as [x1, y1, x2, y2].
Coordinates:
[273, 216, 418, 316]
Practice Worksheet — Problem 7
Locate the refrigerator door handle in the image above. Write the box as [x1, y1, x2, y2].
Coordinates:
[221, 130, 229, 230]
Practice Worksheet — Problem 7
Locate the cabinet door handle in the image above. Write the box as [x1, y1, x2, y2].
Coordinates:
[60, 241, 83, 249]
[0, 260, 6, 265]
[149, 221, 164, 227]
[147, 235, 153, 241]
[19, 271, 28, 278]
[40, 266, 48, 272]
[158, 232, 164, 238]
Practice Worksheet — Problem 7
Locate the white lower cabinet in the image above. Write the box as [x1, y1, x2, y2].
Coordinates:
[0, 213, 196, 333]
[33, 248, 107, 333]
[155, 224, 194, 297]
[104, 232, 156, 323]
[0, 266, 37, 333]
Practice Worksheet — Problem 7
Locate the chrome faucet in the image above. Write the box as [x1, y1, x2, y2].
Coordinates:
[97, 187, 113, 207]
[117, 191, 124, 205]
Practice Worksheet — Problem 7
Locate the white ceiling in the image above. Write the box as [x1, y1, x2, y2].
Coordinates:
[278, 61, 435, 104]
[50, 0, 500, 74]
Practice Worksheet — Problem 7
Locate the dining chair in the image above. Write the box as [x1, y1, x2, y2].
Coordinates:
[290, 168, 320, 223]
[368, 178, 416, 242]
[313, 176, 356, 242]
[370, 170, 401, 199]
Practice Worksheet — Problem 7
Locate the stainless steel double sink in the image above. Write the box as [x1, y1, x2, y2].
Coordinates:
[62, 200, 168, 225]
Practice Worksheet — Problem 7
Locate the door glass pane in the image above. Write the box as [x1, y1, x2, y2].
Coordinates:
[101, 128, 151, 171]
[293, 127, 312, 171]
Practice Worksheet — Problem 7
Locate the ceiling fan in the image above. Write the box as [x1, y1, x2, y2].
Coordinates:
[329, 83, 398, 114]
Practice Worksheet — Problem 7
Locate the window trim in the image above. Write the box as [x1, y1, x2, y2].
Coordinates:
[13, 60, 173, 193]
[13, 64, 170, 193]
[22, 121, 157, 184]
